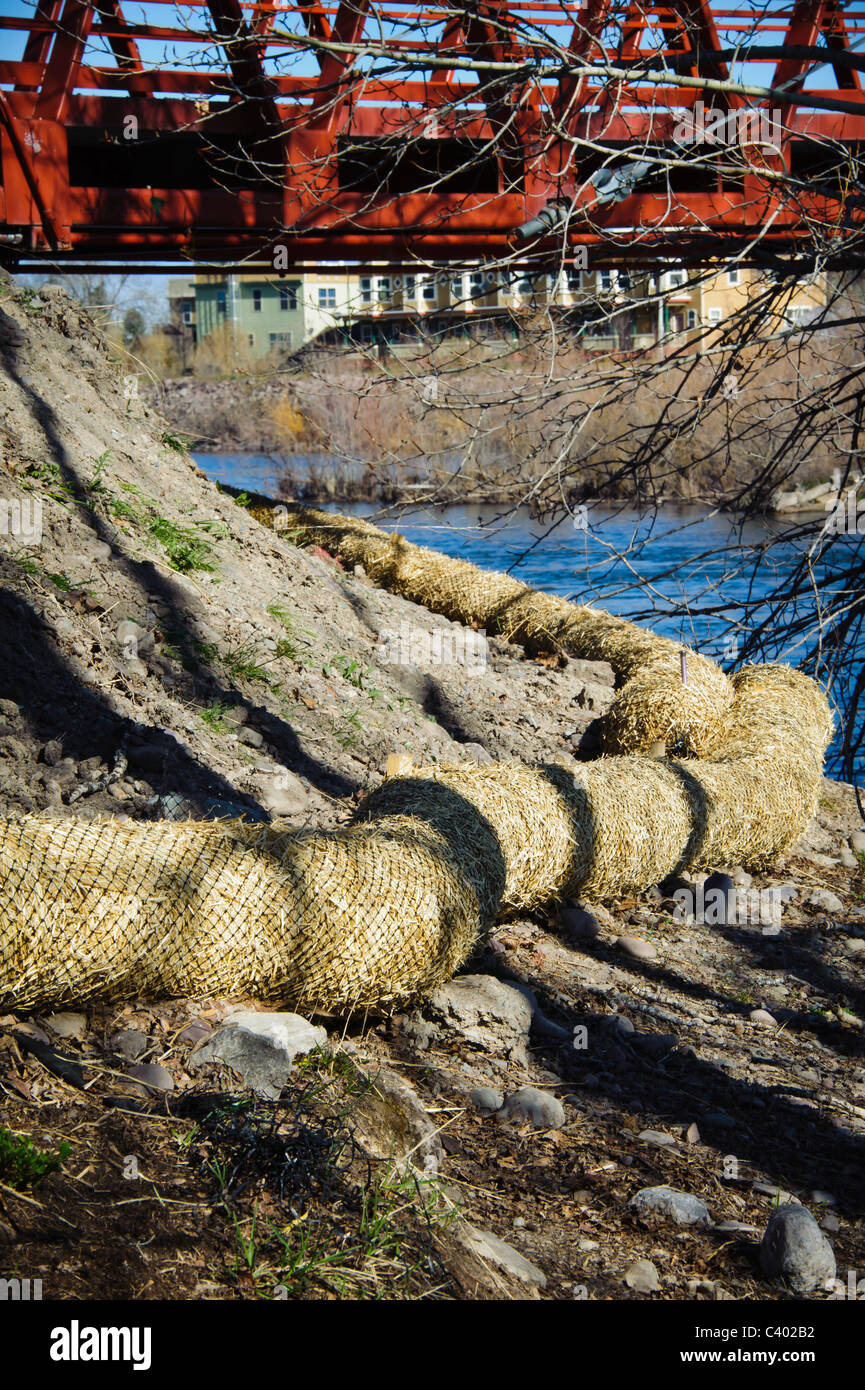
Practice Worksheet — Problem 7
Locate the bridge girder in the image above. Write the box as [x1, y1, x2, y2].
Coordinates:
[1, 0, 865, 265]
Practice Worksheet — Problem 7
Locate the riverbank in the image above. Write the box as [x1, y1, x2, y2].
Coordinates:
[145, 348, 841, 512]
[2, 278, 864, 1301]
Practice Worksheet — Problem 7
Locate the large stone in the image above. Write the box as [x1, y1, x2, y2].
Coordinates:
[421, 974, 533, 1061]
[44, 1011, 87, 1039]
[498, 1087, 565, 1130]
[629, 1185, 711, 1227]
[190, 1010, 326, 1099]
[625, 1259, 660, 1292]
[461, 1226, 547, 1288]
[256, 769, 309, 817]
[759, 1204, 836, 1294]
[804, 887, 844, 914]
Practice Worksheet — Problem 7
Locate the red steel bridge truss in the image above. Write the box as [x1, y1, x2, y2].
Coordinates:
[1, 0, 865, 267]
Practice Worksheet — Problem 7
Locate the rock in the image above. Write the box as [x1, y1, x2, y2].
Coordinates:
[843, 937, 865, 956]
[41, 739, 63, 767]
[616, 935, 658, 961]
[421, 975, 533, 1061]
[469, 1087, 504, 1114]
[498, 1087, 565, 1129]
[804, 887, 843, 914]
[638, 1129, 677, 1147]
[462, 1226, 547, 1288]
[350, 1063, 443, 1177]
[749, 1008, 777, 1027]
[625, 1259, 660, 1292]
[113, 1029, 148, 1060]
[177, 1021, 212, 1046]
[840, 849, 858, 869]
[44, 1011, 87, 1039]
[629, 1186, 711, 1226]
[459, 742, 494, 765]
[609, 1014, 635, 1035]
[848, 831, 865, 853]
[560, 904, 601, 939]
[257, 770, 308, 817]
[810, 1190, 836, 1206]
[0, 700, 20, 720]
[239, 727, 264, 748]
[703, 871, 736, 922]
[190, 1010, 327, 1099]
[127, 1063, 174, 1092]
[732, 866, 753, 889]
[684, 1122, 701, 1145]
[759, 1204, 836, 1293]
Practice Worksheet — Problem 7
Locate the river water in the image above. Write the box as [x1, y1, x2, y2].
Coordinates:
[196, 453, 861, 783]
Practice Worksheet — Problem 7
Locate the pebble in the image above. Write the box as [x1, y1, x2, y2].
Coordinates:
[625, 1259, 660, 1292]
[616, 935, 658, 962]
[638, 1129, 677, 1147]
[749, 1008, 777, 1027]
[810, 1190, 836, 1206]
[732, 866, 753, 889]
[44, 1011, 87, 1039]
[497, 1087, 565, 1130]
[112, 1029, 148, 1060]
[840, 849, 858, 869]
[127, 1063, 174, 1092]
[629, 1186, 711, 1226]
[844, 937, 865, 956]
[849, 831, 865, 853]
[804, 887, 844, 914]
[469, 1087, 503, 1114]
[560, 905, 601, 938]
[177, 1021, 212, 1046]
[462, 1226, 547, 1288]
[634, 1032, 678, 1058]
[684, 1122, 701, 1145]
[609, 1014, 635, 1035]
[759, 1204, 836, 1293]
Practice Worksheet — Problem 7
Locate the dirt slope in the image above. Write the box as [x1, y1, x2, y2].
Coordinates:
[0, 275, 863, 1303]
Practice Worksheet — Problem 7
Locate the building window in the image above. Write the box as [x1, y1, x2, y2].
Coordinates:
[566, 270, 582, 293]
[216, 290, 226, 316]
[360, 277, 373, 305]
[618, 271, 631, 292]
[687, 309, 697, 328]
[666, 270, 686, 289]
[707, 307, 723, 325]
[269, 331, 292, 349]
[248, 333, 255, 347]
[359, 323, 375, 344]
[516, 276, 532, 296]
[252, 289, 262, 312]
[727, 268, 740, 286]
[376, 277, 391, 303]
[279, 286, 297, 311]
[182, 303, 193, 325]
[405, 275, 416, 299]
[470, 271, 484, 298]
[786, 305, 812, 327]
[598, 270, 613, 292]
[318, 286, 337, 309]
[421, 278, 436, 302]
[450, 274, 464, 301]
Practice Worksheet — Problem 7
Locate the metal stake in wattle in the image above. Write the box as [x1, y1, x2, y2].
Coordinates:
[681, 650, 688, 686]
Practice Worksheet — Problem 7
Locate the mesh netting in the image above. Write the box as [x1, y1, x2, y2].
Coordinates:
[253, 503, 733, 756]
[0, 505, 833, 1015]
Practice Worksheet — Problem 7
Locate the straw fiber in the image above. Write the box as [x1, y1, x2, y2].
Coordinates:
[0, 507, 833, 1014]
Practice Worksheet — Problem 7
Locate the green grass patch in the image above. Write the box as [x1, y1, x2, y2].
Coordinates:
[0, 1126, 70, 1191]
